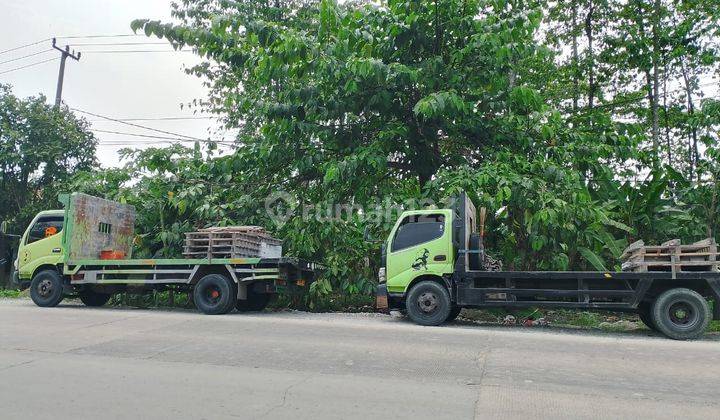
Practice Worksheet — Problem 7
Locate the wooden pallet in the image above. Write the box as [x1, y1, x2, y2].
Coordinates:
[621, 238, 719, 276]
[182, 226, 282, 259]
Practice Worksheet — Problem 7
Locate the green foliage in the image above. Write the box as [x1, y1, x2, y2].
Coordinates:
[0, 289, 21, 298]
[116, 0, 720, 306]
[0, 85, 97, 233]
[61, 0, 720, 307]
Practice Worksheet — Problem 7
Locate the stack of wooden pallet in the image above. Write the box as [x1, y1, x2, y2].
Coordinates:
[621, 238, 719, 276]
[183, 226, 282, 259]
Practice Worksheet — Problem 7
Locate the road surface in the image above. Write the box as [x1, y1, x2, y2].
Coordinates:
[1, 299, 718, 419]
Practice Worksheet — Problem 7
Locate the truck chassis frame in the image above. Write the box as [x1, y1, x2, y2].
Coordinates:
[452, 270, 720, 318]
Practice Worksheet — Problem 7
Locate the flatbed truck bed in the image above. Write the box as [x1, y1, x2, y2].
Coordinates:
[452, 270, 720, 311]
[375, 192, 720, 340]
[11, 193, 317, 315]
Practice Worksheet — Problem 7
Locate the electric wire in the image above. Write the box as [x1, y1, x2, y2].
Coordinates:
[67, 42, 170, 47]
[80, 50, 193, 54]
[0, 57, 59, 76]
[90, 129, 236, 146]
[88, 116, 213, 122]
[0, 38, 51, 55]
[0, 49, 53, 66]
[91, 128, 206, 142]
[0, 34, 144, 56]
[56, 34, 144, 40]
[73, 108, 209, 142]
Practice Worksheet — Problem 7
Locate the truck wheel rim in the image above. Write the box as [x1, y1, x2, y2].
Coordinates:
[417, 292, 438, 313]
[204, 286, 221, 305]
[668, 302, 696, 327]
[37, 279, 53, 297]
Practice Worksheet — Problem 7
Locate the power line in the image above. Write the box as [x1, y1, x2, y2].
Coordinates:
[67, 42, 170, 47]
[0, 49, 53, 66]
[0, 35, 143, 56]
[0, 38, 51, 55]
[88, 116, 214, 122]
[80, 50, 193, 54]
[0, 57, 59, 76]
[56, 34, 144, 40]
[96, 138, 237, 147]
[90, 129, 236, 147]
[72, 108, 209, 142]
[91, 128, 204, 142]
[99, 141, 183, 145]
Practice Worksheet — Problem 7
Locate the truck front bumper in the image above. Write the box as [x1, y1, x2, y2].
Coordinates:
[376, 283, 389, 313]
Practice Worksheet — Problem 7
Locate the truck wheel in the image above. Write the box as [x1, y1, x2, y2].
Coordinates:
[79, 290, 112, 307]
[193, 274, 236, 315]
[236, 288, 271, 312]
[406, 280, 451, 326]
[29, 270, 64, 308]
[445, 305, 462, 323]
[651, 288, 710, 340]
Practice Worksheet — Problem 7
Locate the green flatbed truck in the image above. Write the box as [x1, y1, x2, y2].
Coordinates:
[376, 192, 720, 340]
[9, 193, 317, 315]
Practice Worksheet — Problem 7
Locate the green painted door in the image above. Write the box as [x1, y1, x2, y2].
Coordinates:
[18, 215, 64, 279]
[385, 211, 452, 293]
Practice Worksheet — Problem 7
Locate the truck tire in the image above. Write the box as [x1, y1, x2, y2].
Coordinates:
[79, 290, 112, 307]
[236, 288, 271, 312]
[445, 305, 462, 323]
[29, 269, 64, 308]
[651, 288, 710, 340]
[193, 274, 236, 315]
[406, 280, 451, 326]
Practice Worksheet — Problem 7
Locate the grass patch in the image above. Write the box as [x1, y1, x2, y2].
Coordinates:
[107, 289, 195, 309]
[0, 289, 22, 298]
[461, 308, 643, 331]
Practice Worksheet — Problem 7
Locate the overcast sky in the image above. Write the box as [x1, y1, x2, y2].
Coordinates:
[0, 0, 224, 168]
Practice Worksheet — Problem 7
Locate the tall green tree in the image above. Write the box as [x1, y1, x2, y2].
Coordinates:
[0, 85, 97, 232]
[112, 0, 719, 303]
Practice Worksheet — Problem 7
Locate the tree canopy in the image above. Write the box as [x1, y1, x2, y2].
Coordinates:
[0, 85, 97, 232]
[29, 0, 720, 305]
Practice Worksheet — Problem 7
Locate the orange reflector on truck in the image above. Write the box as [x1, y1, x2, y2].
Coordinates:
[296, 279, 306, 286]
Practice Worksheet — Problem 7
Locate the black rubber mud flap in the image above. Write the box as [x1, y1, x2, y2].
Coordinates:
[468, 233, 482, 271]
[376, 284, 389, 313]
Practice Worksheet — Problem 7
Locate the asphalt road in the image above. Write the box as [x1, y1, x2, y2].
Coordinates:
[1, 299, 719, 420]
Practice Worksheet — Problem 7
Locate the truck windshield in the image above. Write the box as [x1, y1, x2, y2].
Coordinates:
[392, 214, 445, 252]
[27, 216, 64, 245]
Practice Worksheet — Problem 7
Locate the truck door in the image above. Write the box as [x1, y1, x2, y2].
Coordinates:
[18, 216, 64, 279]
[386, 213, 451, 292]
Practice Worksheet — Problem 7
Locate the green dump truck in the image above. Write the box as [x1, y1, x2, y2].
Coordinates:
[9, 193, 317, 314]
[376, 192, 720, 340]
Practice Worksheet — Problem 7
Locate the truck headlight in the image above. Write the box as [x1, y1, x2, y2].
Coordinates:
[378, 267, 386, 283]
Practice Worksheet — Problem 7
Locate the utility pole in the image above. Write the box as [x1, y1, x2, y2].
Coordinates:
[52, 38, 80, 107]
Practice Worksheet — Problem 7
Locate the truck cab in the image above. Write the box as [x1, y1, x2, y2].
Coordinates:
[14, 210, 65, 289]
[377, 192, 480, 320]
